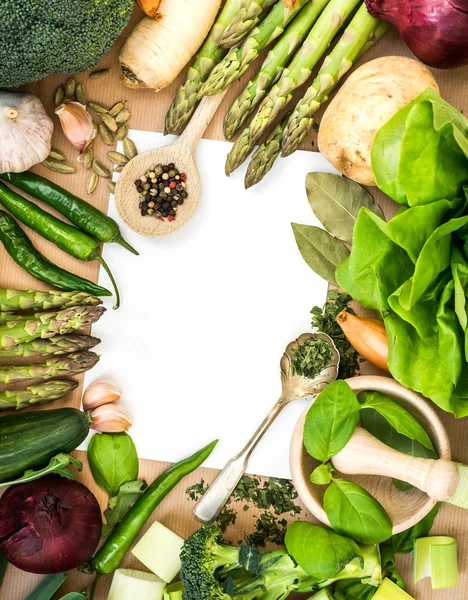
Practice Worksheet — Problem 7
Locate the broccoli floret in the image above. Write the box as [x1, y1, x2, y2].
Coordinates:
[1, 0, 134, 88]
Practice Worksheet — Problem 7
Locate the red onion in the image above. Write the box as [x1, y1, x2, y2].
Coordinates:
[0, 475, 102, 574]
[365, 0, 468, 69]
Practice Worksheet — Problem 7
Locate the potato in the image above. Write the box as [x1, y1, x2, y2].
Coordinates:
[318, 57, 439, 186]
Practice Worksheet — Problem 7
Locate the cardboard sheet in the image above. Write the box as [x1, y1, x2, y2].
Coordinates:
[82, 131, 335, 479]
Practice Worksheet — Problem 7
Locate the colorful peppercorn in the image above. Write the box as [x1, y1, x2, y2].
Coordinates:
[134, 163, 187, 220]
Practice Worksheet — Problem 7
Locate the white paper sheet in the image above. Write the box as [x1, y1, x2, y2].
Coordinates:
[81, 131, 337, 479]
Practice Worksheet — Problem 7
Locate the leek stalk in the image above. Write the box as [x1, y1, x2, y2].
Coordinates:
[414, 536, 459, 589]
[164, 581, 184, 600]
[107, 569, 165, 600]
[373, 578, 414, 599]
[25, 573, 67, 600]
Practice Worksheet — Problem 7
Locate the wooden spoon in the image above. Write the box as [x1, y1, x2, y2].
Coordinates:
[114, 92, 227, 237]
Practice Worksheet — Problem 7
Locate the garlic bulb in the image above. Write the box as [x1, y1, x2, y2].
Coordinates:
[55, 102, 94, 152]
[0, 92, 53, 174]
[83, 380, 122, 411]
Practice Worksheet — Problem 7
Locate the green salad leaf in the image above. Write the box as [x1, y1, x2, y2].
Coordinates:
[0, 453, 82, 488]
[372, 88, 468, 206]
[102, 479, 147, 538]
[334, 579, 377, 599]
[324, 479, 392, 545]
[285, 521, 363, 579]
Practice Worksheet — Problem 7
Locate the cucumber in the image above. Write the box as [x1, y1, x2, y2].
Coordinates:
[0, 408, 91, 482]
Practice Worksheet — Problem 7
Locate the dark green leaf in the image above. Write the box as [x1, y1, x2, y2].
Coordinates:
[26, 573, 67, 600]
[390, 504, 440, 554]
[306, 172, 383, 244]
[58, 595, 86, 600]
[359, 391, 434, 451]
[285, 521, 362, 579]
[101, 479, 146, 538]
[310, 462, 335, 485]
[334, 579, 377, 599]
[0, 553, 7, 586]
[303, 380, 361, 462]
[380, 544, 406, 590]
[292, 223, 349, 285]
[0, 454, 82, 488]
[88, 432, 139, 497]
[324, 479, 392, 545]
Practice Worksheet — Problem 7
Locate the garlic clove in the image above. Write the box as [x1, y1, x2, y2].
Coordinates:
[82, 380, 122, 411]
[90, 402, 133, 432]
[55, 102, 94, 152]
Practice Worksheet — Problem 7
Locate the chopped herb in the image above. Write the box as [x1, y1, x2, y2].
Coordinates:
[311, 291, 360, 379]
[245, 513, 289, 547]
[290, 338, 332, 380]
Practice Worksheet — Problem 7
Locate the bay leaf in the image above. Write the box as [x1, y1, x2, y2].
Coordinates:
[306, 172, 384, 243]
[292, 223, 349, 285]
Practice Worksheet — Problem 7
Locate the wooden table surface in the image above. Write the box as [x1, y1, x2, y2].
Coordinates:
[1, 6, 468, 599]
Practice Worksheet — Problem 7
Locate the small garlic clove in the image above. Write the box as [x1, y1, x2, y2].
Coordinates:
[82, 380, 122, 411]
[55, 101, 94, 152]
[90, 402, 133, 432]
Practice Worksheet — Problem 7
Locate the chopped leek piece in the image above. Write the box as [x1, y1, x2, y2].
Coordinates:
[132, 521, 185, 583]
[164, 581, 184, 600]
[414, 536, 459, 589]
[306, 589, 334, 599]
[107, 569, 165, 600]
[447, 463, 468, 509]
[373, 578, 414, 599]
[25, 573, 67, 600]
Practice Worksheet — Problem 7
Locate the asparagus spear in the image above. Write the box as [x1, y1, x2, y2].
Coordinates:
[165, 0, 248, 134]
[245, 112, 292, 187]
[0, 380, 78, 411]
[218, 0, 278, 48]
[0, 289, 101, 312]
[246, 0, 363, 146]
[223, 0, 332, 140]
[199, 0, 310, 98]
[0, 305, 105, 349]
[282, 6, 389, 155]
[0, 351, 99, 384]
[0, 335, 101, 358]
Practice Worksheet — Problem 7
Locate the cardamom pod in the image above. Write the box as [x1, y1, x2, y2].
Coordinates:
[114, 166, 124, 173]
[93, 159, 111, 179]
[49, 148, 67, 161]
[92, 122, 99, 139]
[89, 69, 110, 79]
[88, 101, 108, 114]
[78, 144, 94, 169]
[123, 137, 138, 159]
[107, 180, 116, 194]
[76, 83, 88, 105]
[65, 78, 76, 99]
[87, 171, 99, 194]
[115, 109, 130, 124]
[98, 123, 114, 146]
[115, 124, 129, 141]
[54, 85, 65, 107]
[107, 151, 129, 166]
[101, 113, 118, 133]
[109, 101, 126, 117]
[43, 159, 75, 174]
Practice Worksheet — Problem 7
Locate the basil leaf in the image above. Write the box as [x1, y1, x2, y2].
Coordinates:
[88, 432, 139, 496]
[292, 223, 349, 285]
[306, 172, 384, 244]
[102, 479, 146, 538]
[310, 462, 335, 485]
[324, 479, 392, 545]
[334, 579, 377, 599]
[285, 521, 362, 579]
[303, 380, 360, 462]
[390, 503, 440, 554]
[359, 391, 435, 451]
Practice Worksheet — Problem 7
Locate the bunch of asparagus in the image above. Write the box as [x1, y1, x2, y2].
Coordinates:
[0, 289, 104, 411]
[165, 0, 389, 186]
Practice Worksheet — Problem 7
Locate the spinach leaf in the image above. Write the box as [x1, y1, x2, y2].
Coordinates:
[390, 503, 439, 554]
[372, 88, 468, 207]
[324, 479, 392, 545]
[101, 479, 147, 538]
[303, 381, 361, 462]
[380, 544, 406, 590]
[359, 391, 434, 451]
[285, 521, 362, 579]
[88, 432, 139, 497]
[305, 172, 383, 244]
[292, 223, 349, 285]
[334, 580, 377, 600]
[310, 462, 335, 485]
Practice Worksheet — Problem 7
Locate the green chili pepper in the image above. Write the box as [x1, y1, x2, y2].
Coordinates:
[0, 183, 120, 308]
[0, 211, 111, 298]
[0, 172, 138, 256]
[91, 439, 218, 587]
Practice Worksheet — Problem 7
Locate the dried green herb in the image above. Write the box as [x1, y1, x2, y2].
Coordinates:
[311, 291, 360, 379]
[244, 513, 289, 546]
[290, 338, 332, 380]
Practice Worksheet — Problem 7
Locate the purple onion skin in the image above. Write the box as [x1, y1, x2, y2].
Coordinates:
[365, 0, 468, 69]
[0, 475, 102, 574]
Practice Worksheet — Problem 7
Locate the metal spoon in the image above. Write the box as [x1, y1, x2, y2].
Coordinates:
[193, 332, 340, 524]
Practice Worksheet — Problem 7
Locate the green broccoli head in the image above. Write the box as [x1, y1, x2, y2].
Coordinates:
[1, 0, 134, 88]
